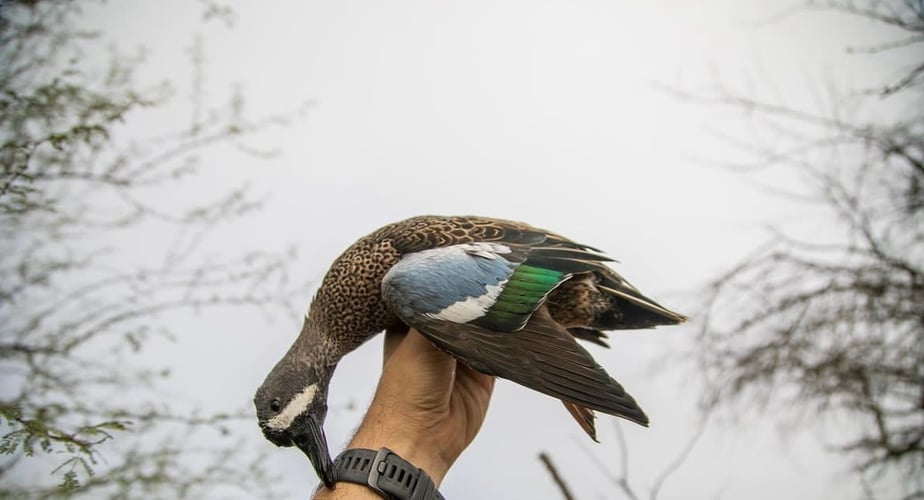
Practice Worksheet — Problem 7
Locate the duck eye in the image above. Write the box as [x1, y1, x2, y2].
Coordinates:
[270, 398, 281, 412]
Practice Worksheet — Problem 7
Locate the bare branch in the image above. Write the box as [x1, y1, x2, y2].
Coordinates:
[682, 1, 923, 495]
[649, 413, 711, 500]
[538, 452, 576, 500]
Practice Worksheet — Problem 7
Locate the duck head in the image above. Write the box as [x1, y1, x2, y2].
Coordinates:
[254, 319, 337, 488]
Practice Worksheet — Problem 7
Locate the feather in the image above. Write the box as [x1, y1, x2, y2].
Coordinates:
[562, 401, 598, 441]
[596, 283, 688, 325]
[568, 327, 610, 348]
[411, 308, 650, 427]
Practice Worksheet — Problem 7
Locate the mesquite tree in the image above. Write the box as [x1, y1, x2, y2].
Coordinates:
[1, 1, 303, 497]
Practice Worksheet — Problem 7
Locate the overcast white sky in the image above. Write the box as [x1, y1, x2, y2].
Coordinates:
[74, 1, 910, 498]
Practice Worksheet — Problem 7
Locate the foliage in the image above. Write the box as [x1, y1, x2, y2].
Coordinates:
[0, 1, 304, 497]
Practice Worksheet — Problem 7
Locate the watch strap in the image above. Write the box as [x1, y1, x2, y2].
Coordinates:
[333, 448, 445, 500]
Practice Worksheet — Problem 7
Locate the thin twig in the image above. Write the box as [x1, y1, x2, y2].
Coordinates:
[538, 452, 576, 500]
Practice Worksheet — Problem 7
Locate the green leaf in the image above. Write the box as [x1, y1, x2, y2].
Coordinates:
[59, 470, 80, 490]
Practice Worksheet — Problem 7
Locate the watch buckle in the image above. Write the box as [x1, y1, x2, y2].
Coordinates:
[366, 447, 395, 496]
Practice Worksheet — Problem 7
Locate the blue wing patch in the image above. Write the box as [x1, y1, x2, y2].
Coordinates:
[381, 243, 521, 325]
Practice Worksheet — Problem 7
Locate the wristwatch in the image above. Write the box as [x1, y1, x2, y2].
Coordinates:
[333, 448, 445, 500]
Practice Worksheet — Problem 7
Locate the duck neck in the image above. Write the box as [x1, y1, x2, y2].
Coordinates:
[296, 314, 342, 369]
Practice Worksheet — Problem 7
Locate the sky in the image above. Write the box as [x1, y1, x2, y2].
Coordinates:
[70, 1, 910, 498]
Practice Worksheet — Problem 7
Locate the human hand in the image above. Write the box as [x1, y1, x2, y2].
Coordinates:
[313, 326, 495, 499]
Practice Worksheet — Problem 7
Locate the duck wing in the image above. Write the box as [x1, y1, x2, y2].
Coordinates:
[380, 241, 650, 437]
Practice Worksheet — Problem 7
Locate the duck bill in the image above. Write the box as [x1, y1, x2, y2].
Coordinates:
[291, 413, 336, 488]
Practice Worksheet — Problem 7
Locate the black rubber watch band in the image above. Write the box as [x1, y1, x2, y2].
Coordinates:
[333, 448, 444, 500]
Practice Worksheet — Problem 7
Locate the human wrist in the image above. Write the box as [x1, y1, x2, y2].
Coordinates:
[313, 446, 444, 500]
[347, 401, 452, 486]
[311, 409, 448, 500]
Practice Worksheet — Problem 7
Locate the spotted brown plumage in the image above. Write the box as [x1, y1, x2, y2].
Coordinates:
[254, 215, 687, 488]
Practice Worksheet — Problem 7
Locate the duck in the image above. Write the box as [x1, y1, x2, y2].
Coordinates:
[253, 215, 686, 487]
